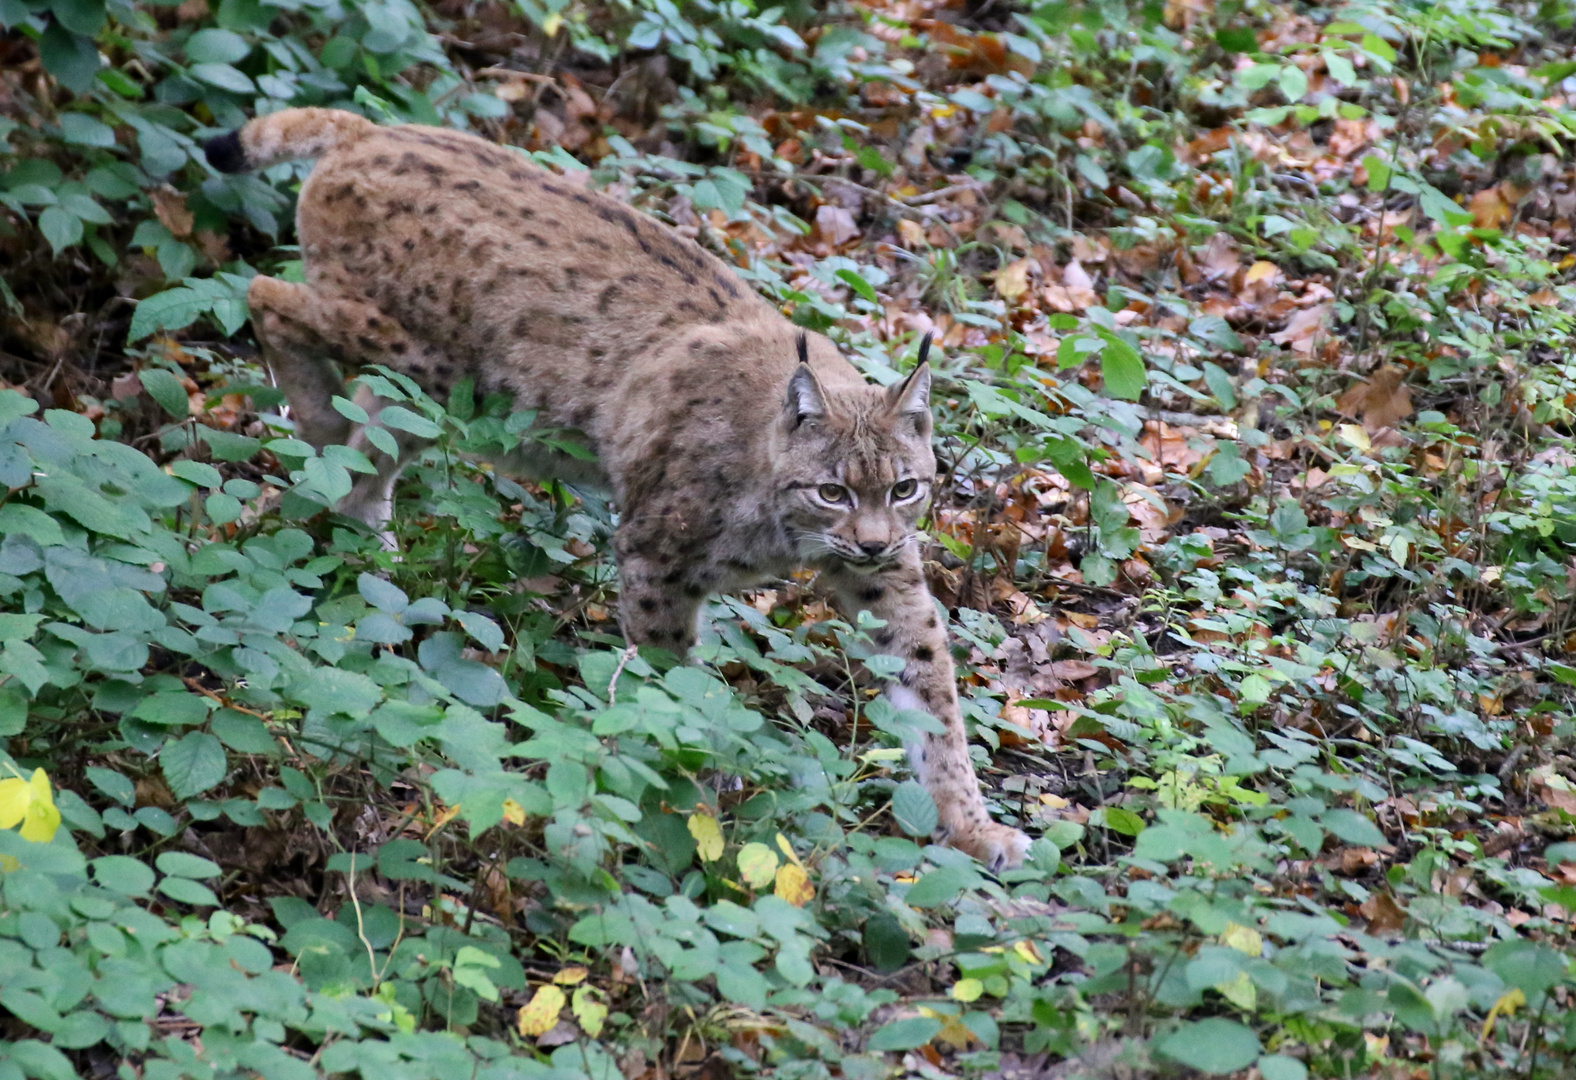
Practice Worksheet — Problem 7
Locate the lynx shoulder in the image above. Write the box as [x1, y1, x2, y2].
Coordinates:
[207, 107, 1030, 870]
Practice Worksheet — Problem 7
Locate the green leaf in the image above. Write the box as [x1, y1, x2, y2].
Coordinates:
[863, 912, 910, 973]
[92, 855, 155, 896]
[162, 731, 228, 799]
[197, 426, 261, 462]
[157, 850, 222, 877]
[38, 23, 101, 93]
[58, 112, 116, 147]
[835, 268, 879, 305]
[1155, 1018, 1261, 1074]
[376, 405, 442, 438]
[1320, 808, 1386, 848]
[189, 62, 255, 93]
[867, 1017, 941, 1052]
[140, 367, 190, 417]
[185, 27, 251, 63]
[904, 866, 966, 908]
[1099, 336, 1146, 400]
[128, 287, 209, 342]
[1216, 26, 1257, 53]
[1257, 1055, 1307, 1080]
[890, 780, 937, 838]
[50, 0, 105, 36]
[358, 572, 409, 614]
[158, 876, 221, 906]
[37, 205, 83, 253]
[0, 686, 27, 736]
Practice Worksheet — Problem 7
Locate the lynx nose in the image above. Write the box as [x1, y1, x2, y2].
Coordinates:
[859, 540, 886, 557]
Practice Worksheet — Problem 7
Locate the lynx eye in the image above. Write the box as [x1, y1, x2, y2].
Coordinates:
[891, 478, 919, 501]
[817, 483, 849, 504]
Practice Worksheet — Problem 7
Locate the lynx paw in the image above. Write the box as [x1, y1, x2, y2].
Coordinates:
[948, 821, 1032, 874]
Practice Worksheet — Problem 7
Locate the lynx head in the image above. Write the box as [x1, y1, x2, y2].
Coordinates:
[775, 333, 936, 569]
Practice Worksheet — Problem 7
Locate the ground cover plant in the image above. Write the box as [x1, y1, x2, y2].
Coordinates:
[2, 0, 1576, 1076]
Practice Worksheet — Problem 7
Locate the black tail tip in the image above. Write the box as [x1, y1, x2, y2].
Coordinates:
[204, 131, 248, 173]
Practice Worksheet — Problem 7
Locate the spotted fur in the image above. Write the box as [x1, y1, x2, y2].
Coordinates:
[209, 108, 1030, 870]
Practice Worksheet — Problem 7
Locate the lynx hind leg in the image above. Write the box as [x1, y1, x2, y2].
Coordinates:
[249, 277, 355, 450]
[826, 553, 1031, 872]
[247, 276, 433, 535]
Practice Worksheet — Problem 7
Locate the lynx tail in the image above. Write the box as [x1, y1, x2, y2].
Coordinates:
[204, 107, 377, 174]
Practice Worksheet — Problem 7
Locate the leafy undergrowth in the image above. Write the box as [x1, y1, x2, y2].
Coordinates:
[4, 0, 1576, 1077]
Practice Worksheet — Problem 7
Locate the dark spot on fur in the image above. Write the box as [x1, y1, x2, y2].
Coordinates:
[638, 598, 656, 611]
[927, 615, 939, 629]
[914, 646, 935, 662]
[714, 273, 741, 299]
[684, 584, 706, 599]
[403, 239, 415, 252]
[572, 192, 590, 205]
[455, 179, 483, 193]
[356, 335, 378, 350]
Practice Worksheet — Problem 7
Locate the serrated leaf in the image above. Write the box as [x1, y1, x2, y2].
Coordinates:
[890, 780, 937, 838]
[162, 731, 227, 800]
[140, 367, 190, 417]
[128, 287, 208, 343]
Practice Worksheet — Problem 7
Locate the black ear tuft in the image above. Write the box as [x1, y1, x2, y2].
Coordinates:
[917, 331, 932, 369]
[795, 331, 809, 367]
[204, 131, 250, 174]
[785, 363, 827, 429]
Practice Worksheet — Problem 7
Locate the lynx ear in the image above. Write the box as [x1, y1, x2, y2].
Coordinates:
[785, 357, 828, 429]
[886, 332, 933, 422]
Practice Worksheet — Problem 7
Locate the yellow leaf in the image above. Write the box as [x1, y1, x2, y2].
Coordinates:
[1244, 260, 1279, 284]
[1220, 922, 1262, 957]
[951, 978, 984, 1003]
[1013, 940, 1043, 965]
[426, 802, 461, 838]
[1481, 986, 1526, 1043]
[516, 985, 566, 1037]
[736, 842, 779, 890]
[553, 966, 588, 986]
[572, 985, 608, 1037]
[993, 258, 1032, 302]
[1337, 423, 1371, 451]
[1216, 970, 1256, 1011]
[501, 799, 526, 826]
[688, 813, 724, 862]
[0, 770, 59, 844]
[775, 832, 804, 869]
[774, 863, 814, 907]
[541, 11, 562, 36]
[918, 1007, 979, 1050]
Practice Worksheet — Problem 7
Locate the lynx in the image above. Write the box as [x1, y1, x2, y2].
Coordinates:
[206, 108, 1031, 870]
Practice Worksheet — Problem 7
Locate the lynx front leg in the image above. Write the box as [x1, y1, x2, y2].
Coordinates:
[615, 554, 705, 657]
[826, 548, 1031, 872]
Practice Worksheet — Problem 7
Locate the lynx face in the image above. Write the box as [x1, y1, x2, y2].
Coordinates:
[775, 360, 935, 571]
